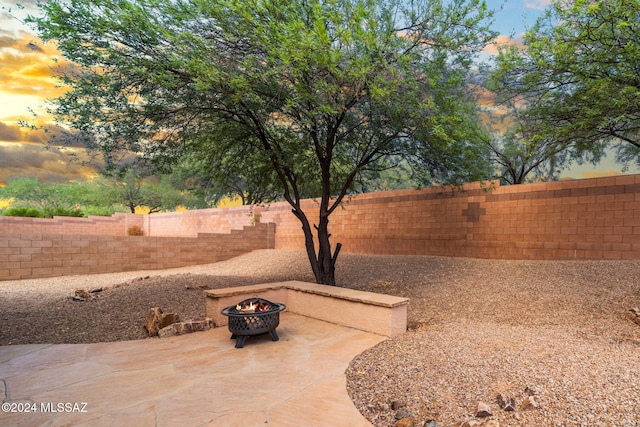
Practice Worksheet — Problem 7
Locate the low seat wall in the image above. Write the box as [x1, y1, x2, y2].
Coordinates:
[205, 280, 409, 337]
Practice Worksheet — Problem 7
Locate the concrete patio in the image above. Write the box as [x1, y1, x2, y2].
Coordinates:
[0, 313, 386, 426]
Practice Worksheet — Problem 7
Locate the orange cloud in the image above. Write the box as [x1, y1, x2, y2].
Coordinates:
[482, 34, 525, 56]
[0, 143, 99, 185]
[0, 119, 92, 148]
[0, 30, 68, 97]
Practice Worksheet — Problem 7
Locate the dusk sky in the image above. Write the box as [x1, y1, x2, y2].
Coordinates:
[0, 0, 636, 186]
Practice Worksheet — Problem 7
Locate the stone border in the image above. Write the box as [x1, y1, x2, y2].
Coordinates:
[205, 280, 409, 337]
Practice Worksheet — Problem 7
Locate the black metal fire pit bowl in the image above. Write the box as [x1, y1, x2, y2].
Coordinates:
[220, 297, 286, 348]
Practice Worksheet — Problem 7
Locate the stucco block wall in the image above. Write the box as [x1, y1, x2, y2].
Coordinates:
[0, 223, 275, 281]
[2, 173, 640, 275]
[146, 174, 640, 260]
[0, 213, 142, 236]
[313, 175, 640, 259]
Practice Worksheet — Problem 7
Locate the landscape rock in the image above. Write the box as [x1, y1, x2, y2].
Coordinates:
[158, 318, 214, 337]
[396, 416, 414, 427]
[391, 400, 405, 410]
[475, 401, 493, 417]
[72, 289, 94, 302]
[627, 307, 640, 324]
[457, 419, 480, 427]
[518, 395, 540, 411]
[395, 408, 413, 420]
[484, 420, 500, 427]
[185, 284, 210, 290]
[496, 393, 516, 411]
[144, 307, 180, 336]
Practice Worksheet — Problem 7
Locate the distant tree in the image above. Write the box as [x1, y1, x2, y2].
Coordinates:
[30, 0, 495, 285]
[112, 171, 195, 213]
[491, 0, 640, 170]
[0, 177, 65, 211]
[481, 82, 573, 184]
[176, 123, 283, 206]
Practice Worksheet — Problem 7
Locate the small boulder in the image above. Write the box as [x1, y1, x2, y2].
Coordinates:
[475, 401, 493, 418]
[144, 307, 179, 336]
[396, 417, 414, 427]
[158, 318, 214, 337]
[395, 408, 412, 420]
[496, 393, 516, 411]
[518, 395, 540, 411]
[391, 400, 405, 411]
[72, 289, 93, 302]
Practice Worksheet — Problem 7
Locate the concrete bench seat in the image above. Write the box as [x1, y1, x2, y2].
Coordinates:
[205, 280, 409, 337]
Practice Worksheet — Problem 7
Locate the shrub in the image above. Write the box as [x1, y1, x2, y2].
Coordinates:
[3, 207, 43, 217]
[44, 207, 85, 218]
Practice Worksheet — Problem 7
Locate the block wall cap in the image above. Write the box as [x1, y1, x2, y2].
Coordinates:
[206, 280, 409, 308]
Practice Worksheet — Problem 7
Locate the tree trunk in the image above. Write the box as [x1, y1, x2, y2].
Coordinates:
[291, 207, 341, 286]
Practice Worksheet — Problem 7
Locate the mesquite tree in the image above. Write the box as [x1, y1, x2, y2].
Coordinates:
[491, 0, 640, 170]
[29, 0, 495, 285]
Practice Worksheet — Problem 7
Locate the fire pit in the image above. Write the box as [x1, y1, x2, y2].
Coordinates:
[220, 297, 286, 348]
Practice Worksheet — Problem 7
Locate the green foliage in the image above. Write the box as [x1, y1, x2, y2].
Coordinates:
[110, 171, 199, 213]
[0, 177, 65, 211]
[2, 206, 84, 218]
[491, 0, 640, 172]
[0, 174, 203, 216]
[29, 0, 496, 284]
[3, 207, 43, 218]
[43, 207, 85, 218]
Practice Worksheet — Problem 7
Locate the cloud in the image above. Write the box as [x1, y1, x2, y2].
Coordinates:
[524, 0, 552, 11]
[0, 30, 68, 97]
[0, 143, 100, 185]
[0, 119, 95, 148]
[482, 34, 526, 56]
[0, 0, 41, 28]
[0, 121, 22, 141]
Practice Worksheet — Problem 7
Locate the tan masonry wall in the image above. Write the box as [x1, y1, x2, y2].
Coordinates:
[0, 213, 143, 236]
[145, 174, 640, 260]
[0, 223, 275, 281]
[317, 174, 640, 260]
[1, 173, 640, 271]
[205, 281, 410, 338]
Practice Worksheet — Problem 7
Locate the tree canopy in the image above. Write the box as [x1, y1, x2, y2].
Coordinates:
[491, 0, 640, 171]
[29, 0, 495, 285]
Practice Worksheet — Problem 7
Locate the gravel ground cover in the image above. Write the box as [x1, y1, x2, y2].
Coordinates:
[1, 249, 639, 426]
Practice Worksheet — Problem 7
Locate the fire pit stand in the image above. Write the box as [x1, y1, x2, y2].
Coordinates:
[220, 298, 286, 348]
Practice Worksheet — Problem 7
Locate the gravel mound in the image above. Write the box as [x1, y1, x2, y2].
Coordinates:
[2, 249, 639, 426]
